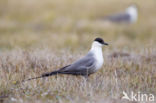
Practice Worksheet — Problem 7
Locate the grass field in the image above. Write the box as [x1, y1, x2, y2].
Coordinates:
[0, 0, 156, 103]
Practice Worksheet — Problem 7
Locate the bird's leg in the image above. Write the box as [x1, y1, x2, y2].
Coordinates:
[55, 74, 58, 79]
[84, 75, 89, 82]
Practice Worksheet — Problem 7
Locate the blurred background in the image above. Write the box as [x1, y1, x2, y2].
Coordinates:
[0, 0, 156, 51]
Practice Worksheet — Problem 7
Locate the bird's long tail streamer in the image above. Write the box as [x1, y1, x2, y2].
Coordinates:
[22, 71, 59, 82]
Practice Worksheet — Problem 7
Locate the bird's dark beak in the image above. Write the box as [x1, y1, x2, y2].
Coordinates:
[103, 42, 108, 45]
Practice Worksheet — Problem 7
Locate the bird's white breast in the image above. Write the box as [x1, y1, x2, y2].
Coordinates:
[94, 49, 104, 70]
[90, 41, 104, 71]
[91, 47, 104, 71]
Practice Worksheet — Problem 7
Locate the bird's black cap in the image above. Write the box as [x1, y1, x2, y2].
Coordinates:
[94, 38, 108, 45]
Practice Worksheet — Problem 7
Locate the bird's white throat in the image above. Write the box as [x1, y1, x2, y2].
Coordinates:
[90, 41, 104, 70]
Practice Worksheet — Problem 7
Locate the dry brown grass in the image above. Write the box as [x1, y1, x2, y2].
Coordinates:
[0, 0, 156, 103]
[0, 48, 156, 103]
[0, 0, 156, 50]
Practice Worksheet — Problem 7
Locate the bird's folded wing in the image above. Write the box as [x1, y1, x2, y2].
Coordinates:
[59, 52, 95, 74]
[58, 66, 94, 75]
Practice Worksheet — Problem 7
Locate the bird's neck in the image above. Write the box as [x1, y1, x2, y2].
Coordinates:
[90, 42, 103, 58]
[90, 42, 102, 52]
[90, 46, 102, 53]
[90, 42, 104, 70]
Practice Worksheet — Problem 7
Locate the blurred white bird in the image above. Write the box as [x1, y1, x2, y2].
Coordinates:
[103, 4, 138, 24]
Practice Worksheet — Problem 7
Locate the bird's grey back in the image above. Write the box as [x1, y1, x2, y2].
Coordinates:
[60, 51, 96, 75]
[105, 13, 131, 23]
[73, 52, 95, 67]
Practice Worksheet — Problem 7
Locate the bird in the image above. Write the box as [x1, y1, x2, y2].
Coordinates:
[23, 37, 108, 82]
[103, 4, 138, 24]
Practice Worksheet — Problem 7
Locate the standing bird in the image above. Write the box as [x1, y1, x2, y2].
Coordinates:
[103, 4, 138, 24]
[24, 38, 108, 81]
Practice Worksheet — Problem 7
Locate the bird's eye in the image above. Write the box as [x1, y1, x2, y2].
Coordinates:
[100, 40, 103, 43]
